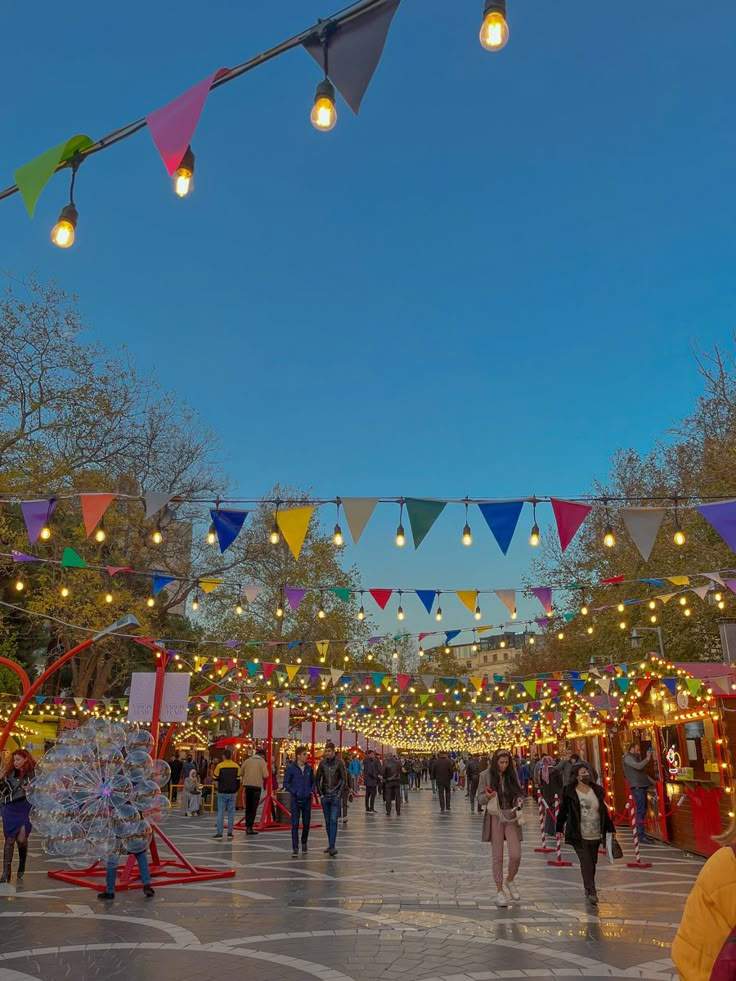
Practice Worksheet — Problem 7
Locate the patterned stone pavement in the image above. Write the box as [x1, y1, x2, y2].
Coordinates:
[0, 787, 700, 980]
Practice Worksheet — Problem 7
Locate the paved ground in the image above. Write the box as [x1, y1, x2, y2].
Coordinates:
[0, 787, 699, 981]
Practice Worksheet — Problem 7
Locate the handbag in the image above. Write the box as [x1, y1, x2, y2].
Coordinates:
[606, 831, 624, 863]
[0, 779, 11, 805]
[486, 792, 525, 827]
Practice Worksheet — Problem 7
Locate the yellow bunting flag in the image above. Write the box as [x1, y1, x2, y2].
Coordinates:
[316, 641, 329, 659]
[382, 676, 392, 689]
[286, 664, 300, 682]
[276, 505, 315, 560]
[469, 677, 484, 692]
[668, 576, 690, 586]
[392, 696, 400, 705]
[456, 590, 477, 614]
[477, 625, 495, 634]
[656, 593, 675, 604]
[199, 578, 224, 594]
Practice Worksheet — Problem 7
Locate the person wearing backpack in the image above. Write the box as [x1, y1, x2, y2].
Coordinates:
[672, 821, 736, 979]
[212, 750, 240, 839]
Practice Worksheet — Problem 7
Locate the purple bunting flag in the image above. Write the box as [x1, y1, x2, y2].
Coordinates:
[697, 500, 736, 553]
[20, 498, 57, 544]
[285, 587, 308, 611]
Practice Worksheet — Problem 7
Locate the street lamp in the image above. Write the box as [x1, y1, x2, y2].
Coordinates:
[629, 626, 665, 658]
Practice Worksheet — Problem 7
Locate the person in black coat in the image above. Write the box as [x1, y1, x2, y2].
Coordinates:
[556, 762, 614, 906]
[362, 751, 383, 814]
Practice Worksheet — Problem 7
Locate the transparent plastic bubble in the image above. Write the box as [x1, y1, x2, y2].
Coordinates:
[141, 794, 170, 824]
[126, 730, 154, 754]
[151, 759, 171, 788]
[123, 749, 153, 784]
[120, 819, 152, 855]
[132, 779, 159, 807]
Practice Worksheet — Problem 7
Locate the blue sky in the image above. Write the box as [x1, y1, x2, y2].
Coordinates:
[3, 0, 736, 640]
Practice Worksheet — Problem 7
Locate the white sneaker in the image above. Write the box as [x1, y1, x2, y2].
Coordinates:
[505, 879, 520, 900]
[495, 891, 508, 907]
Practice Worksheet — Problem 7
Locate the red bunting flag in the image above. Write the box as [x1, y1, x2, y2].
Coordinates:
[80, 493, 116, 537]
[369, 588, 393, 610]
[550, 498, 592, 552]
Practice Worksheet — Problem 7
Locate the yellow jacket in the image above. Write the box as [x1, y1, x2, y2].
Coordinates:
[672, 845, 736, 980]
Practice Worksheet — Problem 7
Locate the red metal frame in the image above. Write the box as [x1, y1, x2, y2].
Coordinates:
[0, 657, 30, 695]
[48, 822, 235, 891]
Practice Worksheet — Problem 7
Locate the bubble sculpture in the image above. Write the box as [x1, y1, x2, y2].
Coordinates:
[27, 719, 171, 869]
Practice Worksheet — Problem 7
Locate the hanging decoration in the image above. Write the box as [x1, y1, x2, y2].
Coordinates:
[405, 498, 447, 549]
[275, 505, 315, 560]
[477, 500, 524, 554]
[621, 507, 667, 562]
[550, 498, 592, 552]
[209, 508, 249, 553]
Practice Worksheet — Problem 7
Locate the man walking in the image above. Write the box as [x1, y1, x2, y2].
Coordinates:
[240, 748, 269, 836]
[383, 753, 402, 816]
[466, 754, 481, 811]
[316, 741, 347, 856]
[169, 753, 182, 804]
[347, 755, 362, 794]
[363, 749, 382, 814]
[433, 751, 455, 812]
[212, 749, 240, 839]
[622, 742, 655, 843]
[284, 745, 315, 857]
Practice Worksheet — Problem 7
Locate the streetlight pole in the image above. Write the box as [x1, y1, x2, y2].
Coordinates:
[630, 626, 665, 659]
[0, 615, 140, 751]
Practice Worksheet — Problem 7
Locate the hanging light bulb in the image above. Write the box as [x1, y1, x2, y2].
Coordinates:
[529, 636, 535, 645]
[357, 592, 365, 621]
[395, 500, 406, 547]
[174, 146, 195, 198]
[152, 524, 163, 545]
[479, 0, 509, 51]
[603, 524, 616, 548]
[418, 646, 425, 657]
[557, 631, 565, 640]
[40, 523, 52, 541]
[51, 203, 78, 248]
[317, 598, 327, 619]
[650, 614, 657, 624]
[719, 600, 726, 610]
[207, 523, 217, 545]
[275, 600, 285, 619]
[333, 523, 344, 547]
[310, 78, 338, 131]
[529, 498, 540, 546]
[191, 592, 200, 612]
[269, 521, 281, 545]
[715, 592, 723, 603]
[648, 600, 656, 610]
[674, 527, 686, 547]
[511, 608, 518, 620]
[435, 607, 443, 622]
[581, 604, 589, 616]
[462, 500, 473, 546]
[474, 597, 482, 621]
[587, 625, 594, 635]
[94, 522, 106, 543]
[392, 648, 399, 659]
[235, 599, 244, 615]
[104, 592, 114, 604]
[679, 596, 688, 606]
[60, 585, 70, 599]
[14, 579, 24, 592]
[617, 603, 625, 613]
[146, 597, 155, 608]
[619, 621, 627, 630]
[684, 607, 692, 617]
[397, 592, 405, 621]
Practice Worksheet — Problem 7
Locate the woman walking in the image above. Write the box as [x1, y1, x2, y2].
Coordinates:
[0, 749, 35, 883]
[556, 762, 613, 906]
[480, 749, 525, 907]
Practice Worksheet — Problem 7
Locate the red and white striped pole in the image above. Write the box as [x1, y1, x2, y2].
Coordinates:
[534, 788, 555, 853]
[547, 793, 572, 867]
[626, 795, 652, 869]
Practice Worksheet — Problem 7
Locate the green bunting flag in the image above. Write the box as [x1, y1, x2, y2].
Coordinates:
[405, 498, 446, 549]
[14, 135, 93, 217]
[61, 547, 87, 568]
[331, 588, 350, 603]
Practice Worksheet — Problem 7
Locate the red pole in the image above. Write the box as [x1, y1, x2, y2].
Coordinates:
[151, 650, 167, 757]
[0, 638, 95, 751]
[0, 657, 30, 695]
[311, 717, 316, 767]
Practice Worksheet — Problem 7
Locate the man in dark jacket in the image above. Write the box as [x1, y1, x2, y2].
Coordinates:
[169, 754, 183, 803]
[284, 745, 316, 857]
[433, 752, 455, 812]
[363, 750, 383, 814]
[316, 741, 347, 856]
[382, 753, 402, 816]
[466, 755, 481, 811]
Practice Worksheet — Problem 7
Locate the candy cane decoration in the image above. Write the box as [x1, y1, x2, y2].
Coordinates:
[534, 788, 555, 853]
[626, 794, 652, 869]
[547, 792, 572, 867]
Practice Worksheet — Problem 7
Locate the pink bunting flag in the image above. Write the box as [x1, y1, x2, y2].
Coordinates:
[531, 587, 553, 615]
[550, 498, 592, 552]
[146, 69, 228, 176]
[107, 566, 133, 577]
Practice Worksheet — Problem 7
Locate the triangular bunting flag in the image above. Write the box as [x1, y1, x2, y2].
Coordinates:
[396, 674, 411, 692]
[656, 593, 675, 604]
[340, 498, 378, 544]
[276, 506, 315, 560]
[143, 491, 175, 519]
[152, 574, 176, 595]
[11, 551, 36, 562]
[14, 134, 93, 217]
[420, 674, 435, 689]
[107, 566, 132, 576]
[369, 588, 393, 610]
[308, 666, 322, 682]
[285, 587, 307, 611]
[597, 677, 611, 694]
[531, 587, 553, 615]
[330, 668, 344, 686]
[669, 576, 690, 586]
[617, 678, 631, 693]
[662, 678, 677, 695]
[405, 498, 446, 549]
[445, 630, 461, 643]
[331, 588, 350, 603]
[477, 500, 524, 555]
[20, 498, 57, 544]
[370, 672, 386, 688]
[619, 507, 667, 562]
[469, 677, 484, 692]
[286, 664, 300, 682]
[303, 0, 400, 115]
[697, 500, 736, 552]
[703, 571, 726, 587]
[415, 590, 436, 615]
[523, 679, 537, 698]
[686, 678, 702, 695]
[450, 597, 483, 629]
[199, 578, 223, 594]
[146, 70, 226, 175]
[210, 508, 249, 553]
[316, 641, 330, 659]
[243, 585, 263, 604]
[61, 547, 87, 569]
[262, 663, 276, 680]
[495, 590, 516, 616]
[550, 498, 592, 552]
[80, 493, 116, 537]
[691, 584, 710, 600]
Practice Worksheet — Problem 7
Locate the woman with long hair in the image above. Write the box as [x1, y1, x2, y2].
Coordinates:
[479, 749, 525, 907]
[672, 817, 736, 979]
[0, 748, 35, 883]
[556, 762, 613, 907]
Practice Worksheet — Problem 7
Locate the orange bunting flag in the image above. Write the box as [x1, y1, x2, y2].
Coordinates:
[80, 493, 116, 537]
[286, 665, 300, 682]
[276, 506, 315, 560]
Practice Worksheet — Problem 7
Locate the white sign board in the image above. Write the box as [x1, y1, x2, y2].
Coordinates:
[252, 707, 290, 739]
[127, 672, 191, 723]
[300, 721, 328, 745]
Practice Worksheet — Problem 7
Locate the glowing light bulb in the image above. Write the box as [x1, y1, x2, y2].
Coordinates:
[311, 79, 337, 131]
[619, 621, 627, 630]
[511, 609, 518, 620]
[474, 604, 482, 620]
[603, 525, 616, 548]
[105, 592, 113, 604]
[650, 615, 657, 624]
[60, 586, 69, 598]
[357, 605, 365, 621]
[679, 596, 688, 606]
[581, 605, 589, 616]
[649, 600, 656, 610]
[557, 631, 564, 640]
[617, 603, 625, 613]
[462, 523, 473, 546]
[14, 579, 24, 592]
[397, 605, 405, 621]
[50, 204, 78, 248]
[333, 524, 344, 547]
[94, 526, 106, 543]
[269, 524, 281, 545]
[147, 597, 155, 608]
[191, 596, 199, 611]
[174, 147, 194, 197]
[674, 528, 686, 546]
[479, 4, 509, 51]
[275, 603, 284, 619]
[684, 608, 691, 617]
[587, 625, 594, 635]
[235, 600, 243, 615]
[317, 605, 327, 620]
[529, 523, 540, 547]
[715, 592, 723, 602]
[207, 524, 217, 545]
[435, 607, 443, 622]
[719, 600, 726, 610]
[152, 526, 163, 545]
[395, 523, 406, 547]
[40, 525, 51, 541]
[418, 646, 425, 657]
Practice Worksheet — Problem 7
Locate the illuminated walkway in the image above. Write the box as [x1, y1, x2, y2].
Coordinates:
[0, 788, 701, 980]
